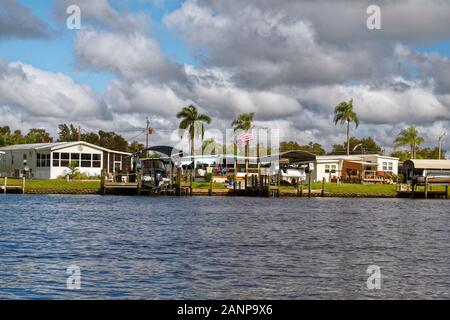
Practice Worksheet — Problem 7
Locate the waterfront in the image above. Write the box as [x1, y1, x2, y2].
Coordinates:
[0, 195, 449, 299]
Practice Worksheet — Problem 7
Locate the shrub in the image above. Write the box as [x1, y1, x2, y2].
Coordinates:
[66, 161, 80, 181]
[204, 172, 212, 182]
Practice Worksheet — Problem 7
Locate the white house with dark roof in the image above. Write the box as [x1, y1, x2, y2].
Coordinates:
[0, 141, 130, 179]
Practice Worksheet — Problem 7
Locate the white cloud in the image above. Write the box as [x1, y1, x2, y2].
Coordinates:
[75, 30, 186, 82]
[0, 60, 107, 120]
[104, 79, 190, 117]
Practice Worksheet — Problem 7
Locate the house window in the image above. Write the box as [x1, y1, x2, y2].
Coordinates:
[71, 153, 80, 166]
[92, 154, 101, 168]
[61, 153, 70, 167]
[382, 162, 388, 171]
[388, 162, 393, 171]
[37, 154, 50, 167]
[331, 165, 337, 173]
[325, 165, 330, 173]
[53, 153, 60, 167]
[81, 153, 92, 167]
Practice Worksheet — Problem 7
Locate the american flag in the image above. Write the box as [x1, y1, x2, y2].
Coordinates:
[239, 131, 254, 144]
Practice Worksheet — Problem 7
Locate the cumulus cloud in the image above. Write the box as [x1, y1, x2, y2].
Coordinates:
[0, 0, 51, 39]
[164, 0, 409, 88]
[74, 30, 186, 82]
[0, 59, 108, 120]
[104, 79, 190, 117]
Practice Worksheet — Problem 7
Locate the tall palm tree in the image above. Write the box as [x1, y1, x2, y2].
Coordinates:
[176, 104, 211, 159]
[232, 112, 254, 155]
[394, 127, 424, 159]
[232, 113, 254, 183]
[333, 99, 359, 156]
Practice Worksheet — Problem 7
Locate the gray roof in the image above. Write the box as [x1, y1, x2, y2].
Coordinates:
[0, 142, 68, 151]
[0, 141, 130, 155]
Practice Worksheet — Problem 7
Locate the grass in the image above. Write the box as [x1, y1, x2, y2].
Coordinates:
[280, 182, 397, 194]
[0, 178, 100, 190]
[193, 181, 399, 194]
[192, 181, 229, 189]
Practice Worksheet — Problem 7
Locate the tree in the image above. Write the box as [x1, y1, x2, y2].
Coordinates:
[394, 127, 424, 159]
[333, 99, 359, 156]
[176, 104, 212, 158]
[57, 124, 79, 142]
[202, 138, 219, 155]
[98, 130, 128, 152]
[231, 112, 254, 157]
[0, 126, 12, 146]
[417, 147, 445, 159]
[128, 141, 145, 153]
[390, 150, 410, 162]
[57, 124, 129, 152]
[0, 127, 49, 146]
[25, 129, 53, 144]
[280, 141, 326, 155]
[330, 137, 383, 155]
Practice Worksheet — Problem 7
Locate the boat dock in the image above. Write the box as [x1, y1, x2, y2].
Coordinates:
[1, 177, 25, 194]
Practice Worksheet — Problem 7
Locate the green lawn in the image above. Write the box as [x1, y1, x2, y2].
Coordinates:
[192, 181, 398, 194]
[280, 182, 397, 194]
[0, 178, 101, 190]
[192, 181, 229, 189]
[1, 178, 446, 195]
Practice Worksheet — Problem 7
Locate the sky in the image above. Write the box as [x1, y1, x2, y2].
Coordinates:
[1, 0, 450, 155]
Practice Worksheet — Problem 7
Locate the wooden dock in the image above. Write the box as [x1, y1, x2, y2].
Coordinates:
[396, 182, 449, 199]
[1, 177, 25, 194]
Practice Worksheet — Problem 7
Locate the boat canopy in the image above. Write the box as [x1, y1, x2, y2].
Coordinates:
[131, 146, 184, 158]
[404, 159, 450, 170]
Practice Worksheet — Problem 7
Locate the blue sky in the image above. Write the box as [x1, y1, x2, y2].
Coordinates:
[0, 0, 193, 91]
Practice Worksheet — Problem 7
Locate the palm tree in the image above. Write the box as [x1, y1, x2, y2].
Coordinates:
[201, 138, 218, 155]
[231, 113, 254, 184]
[394, 127, 424, 159]
[176, 105, 211, 159]
[232, 112, 254, 155]
[333, 99, 359, 156]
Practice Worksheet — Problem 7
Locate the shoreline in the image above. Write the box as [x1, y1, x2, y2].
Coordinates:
[7, 188, 398, 198]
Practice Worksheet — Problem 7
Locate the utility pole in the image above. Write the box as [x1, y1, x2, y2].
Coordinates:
[146, 117, 150, 158]
[438, 132, 446, 160]
[78, 126, 81, 141]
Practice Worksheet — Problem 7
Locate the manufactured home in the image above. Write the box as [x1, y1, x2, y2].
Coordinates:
[311, 154, 399, 183]
[277, 152, 399, 183]
[0, 141, 130, 179]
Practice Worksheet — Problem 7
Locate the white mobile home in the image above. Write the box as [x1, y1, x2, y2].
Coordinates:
[311, 154, 399, 183]
[0, 141, 130, 179]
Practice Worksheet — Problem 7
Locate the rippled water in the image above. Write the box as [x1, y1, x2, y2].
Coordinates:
[0, 195, 449, 299]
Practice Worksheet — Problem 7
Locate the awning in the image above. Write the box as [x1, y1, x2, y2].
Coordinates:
[346, 161, 378, 166]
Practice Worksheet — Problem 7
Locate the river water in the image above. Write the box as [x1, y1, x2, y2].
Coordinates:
[0, 195, 449, 299]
